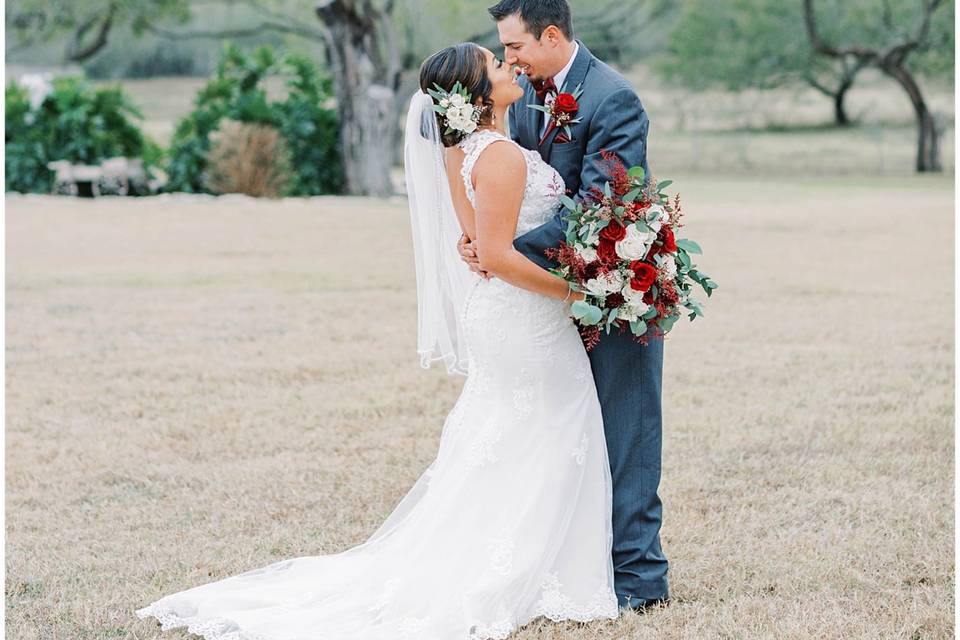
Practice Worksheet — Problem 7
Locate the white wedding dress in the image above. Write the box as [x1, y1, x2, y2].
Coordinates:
[135, 128, 619, 639]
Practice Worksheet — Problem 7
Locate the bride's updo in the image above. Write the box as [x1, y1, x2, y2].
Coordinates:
[419, 43, 495, 147]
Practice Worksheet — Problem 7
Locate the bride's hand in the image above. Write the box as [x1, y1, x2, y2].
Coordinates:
[457, 235, 490, 279]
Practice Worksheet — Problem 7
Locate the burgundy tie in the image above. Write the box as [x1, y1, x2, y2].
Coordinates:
[533, 77, 557, 103]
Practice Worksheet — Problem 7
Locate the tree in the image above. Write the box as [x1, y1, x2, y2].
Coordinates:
[5, 0, 190, 62]
[656, 0, 870, 126]
[314, 0, 400, 197]
[803, 0, 952, 172]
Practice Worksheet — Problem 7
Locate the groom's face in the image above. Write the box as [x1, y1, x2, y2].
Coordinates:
[495, 14, 562, 83]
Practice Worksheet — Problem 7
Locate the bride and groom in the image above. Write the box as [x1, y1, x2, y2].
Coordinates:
[135, 1, 668, 637]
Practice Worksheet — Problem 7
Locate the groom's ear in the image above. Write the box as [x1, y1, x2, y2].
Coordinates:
[540, 24, 566, 46]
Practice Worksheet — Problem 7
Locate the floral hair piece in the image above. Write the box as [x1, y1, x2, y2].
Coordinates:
[426, 81, 481, 137]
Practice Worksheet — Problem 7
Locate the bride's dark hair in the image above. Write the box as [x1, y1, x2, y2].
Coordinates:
[419, 43, 495, 148]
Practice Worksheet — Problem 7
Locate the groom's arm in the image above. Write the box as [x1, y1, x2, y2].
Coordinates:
[513, 88, 651, 270]
[577, 86, 651, 201]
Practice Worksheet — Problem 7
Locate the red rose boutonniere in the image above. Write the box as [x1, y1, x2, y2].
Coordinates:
[529, 82, 584, 146]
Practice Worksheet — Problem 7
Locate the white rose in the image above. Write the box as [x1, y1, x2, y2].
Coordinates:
[618, 300, 650, 322]
[440, 98, 450, 107]
[449, 93, 466, 107]
[584, 278, 608, 298]
[599, 269, 623, 294]
[584, 271, 622, 297]
[615, 224, 656, 261]
[445, 105, 463, 121]
[461, 119, 478, 133]
[575, 244, 598, 263]
[621, 282, 643, 302]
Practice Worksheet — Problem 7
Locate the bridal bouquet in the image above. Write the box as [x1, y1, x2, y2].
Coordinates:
[547, 152, 716, 349]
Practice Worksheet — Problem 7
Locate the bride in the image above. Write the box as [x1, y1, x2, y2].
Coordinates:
[135, 42, 619, 640]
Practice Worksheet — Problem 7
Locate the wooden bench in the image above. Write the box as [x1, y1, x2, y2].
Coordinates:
[47, 158, 158, 197]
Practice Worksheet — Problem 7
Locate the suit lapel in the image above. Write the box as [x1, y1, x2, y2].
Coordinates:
[540, 40, 595, 162]
[524, 82, 541, 150]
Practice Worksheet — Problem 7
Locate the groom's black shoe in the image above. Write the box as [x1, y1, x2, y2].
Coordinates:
[618, 594, 670, 613]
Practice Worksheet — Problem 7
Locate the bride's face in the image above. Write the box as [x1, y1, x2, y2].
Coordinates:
[479, 47, 524, 110]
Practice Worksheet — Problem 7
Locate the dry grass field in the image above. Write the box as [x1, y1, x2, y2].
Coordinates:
[5, 171, 953, 639]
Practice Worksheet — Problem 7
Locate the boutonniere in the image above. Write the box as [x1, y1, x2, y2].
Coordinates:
[529, 83, 583, 145]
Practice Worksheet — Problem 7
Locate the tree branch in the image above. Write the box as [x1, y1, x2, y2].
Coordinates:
[140, 18, 327, 44]
[805, 0, 945, 67]
[65, 3, 117, 62]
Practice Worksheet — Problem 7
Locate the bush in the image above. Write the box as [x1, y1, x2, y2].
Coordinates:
[5, 75, 161, 194]
[165, 44, 342, 196]
[206, 120, 291, 197]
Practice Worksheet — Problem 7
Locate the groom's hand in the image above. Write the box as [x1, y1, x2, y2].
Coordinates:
[458, 235, 490, 279]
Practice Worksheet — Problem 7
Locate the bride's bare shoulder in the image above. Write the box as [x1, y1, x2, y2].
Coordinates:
[472, 139, 525, 179]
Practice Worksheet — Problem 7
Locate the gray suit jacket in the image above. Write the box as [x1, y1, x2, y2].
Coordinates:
[510, 41, 651, 270]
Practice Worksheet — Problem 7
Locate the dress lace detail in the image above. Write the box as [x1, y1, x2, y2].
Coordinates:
[135, 127, 616, 640]
[457, 129, 565, 238]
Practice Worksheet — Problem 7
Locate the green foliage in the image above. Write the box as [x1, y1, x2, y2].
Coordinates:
[657, 0, 954, 93]
[165, 44, 342, 195]
[5, 76, 157, 193]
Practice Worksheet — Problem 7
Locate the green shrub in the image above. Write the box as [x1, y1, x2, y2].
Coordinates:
[165, 44, 343, 195]
[5, 75, 160, 193]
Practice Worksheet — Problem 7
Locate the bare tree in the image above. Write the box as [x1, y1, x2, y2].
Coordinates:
[803, 57, 868, 126]
[803, 0, 945, 171]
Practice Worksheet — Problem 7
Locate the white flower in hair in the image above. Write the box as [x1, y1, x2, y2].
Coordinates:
[427, 81, 483, 138]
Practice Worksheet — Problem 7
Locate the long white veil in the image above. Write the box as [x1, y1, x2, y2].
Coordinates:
[404, 90, 479, 376]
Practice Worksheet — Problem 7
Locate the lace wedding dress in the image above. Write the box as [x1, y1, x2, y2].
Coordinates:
[135, 129, 619, 639]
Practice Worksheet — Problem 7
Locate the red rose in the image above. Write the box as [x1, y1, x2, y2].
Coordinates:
[553, 93, 579, 114]
[599, 221, 627, 242]
[597, 238, 618, 264]
[659, 226, 677, 253]
[629, 261, 657, 292]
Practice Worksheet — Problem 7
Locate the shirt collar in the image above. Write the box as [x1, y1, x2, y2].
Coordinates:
[552, 42, 580, 93]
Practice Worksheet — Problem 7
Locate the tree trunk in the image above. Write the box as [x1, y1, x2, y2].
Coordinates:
[833, 83, 851, 126]
[316, 0, 400, 197]
[883, 62, 942, 172]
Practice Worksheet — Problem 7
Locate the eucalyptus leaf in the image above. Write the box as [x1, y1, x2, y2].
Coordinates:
[675, 239, 702, 255]
[570, 300, 591, 320]
[605, 308, 618, 333]
[583, 304, 603, 325]
[656, 179, 673, 190]
[559, 194, 578, 212]
[628, 166, 646, 180]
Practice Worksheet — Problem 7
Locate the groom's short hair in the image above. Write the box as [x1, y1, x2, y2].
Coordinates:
[488, 0, 574, 41]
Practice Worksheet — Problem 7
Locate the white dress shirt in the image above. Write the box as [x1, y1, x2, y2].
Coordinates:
[542, 42, 580, 137]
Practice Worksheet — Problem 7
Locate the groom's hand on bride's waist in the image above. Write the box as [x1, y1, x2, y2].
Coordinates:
[458, 235, 491, 280]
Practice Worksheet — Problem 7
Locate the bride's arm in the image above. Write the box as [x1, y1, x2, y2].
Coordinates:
[472, 142, 583, 302]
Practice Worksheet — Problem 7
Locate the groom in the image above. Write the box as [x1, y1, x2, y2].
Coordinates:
[459, 0, 669, 611]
